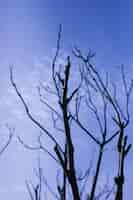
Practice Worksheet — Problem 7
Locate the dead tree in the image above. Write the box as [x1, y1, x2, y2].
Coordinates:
[10, 27, 132, 200]
[73, 48, 132, 200]
[10, 26, 80, 200]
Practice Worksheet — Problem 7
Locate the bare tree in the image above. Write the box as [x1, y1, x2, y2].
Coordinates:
[10, 27, 132, 200]
[73, 49, 132, 200]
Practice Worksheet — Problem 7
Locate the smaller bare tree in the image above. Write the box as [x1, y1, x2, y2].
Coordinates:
[73, 48, 132, 200]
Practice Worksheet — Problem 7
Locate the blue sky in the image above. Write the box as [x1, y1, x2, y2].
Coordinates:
[0, 0, 133, 199]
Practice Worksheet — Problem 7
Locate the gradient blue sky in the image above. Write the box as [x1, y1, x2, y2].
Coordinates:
[0, 0, 133, 199]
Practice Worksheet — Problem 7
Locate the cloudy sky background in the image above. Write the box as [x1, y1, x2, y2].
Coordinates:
[0, 0, 133, 199]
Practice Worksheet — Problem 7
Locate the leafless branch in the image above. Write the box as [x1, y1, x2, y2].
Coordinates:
[10, 66, 64, 155]
[17, 135, 59, 164]
[0, 125, 13, 156]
